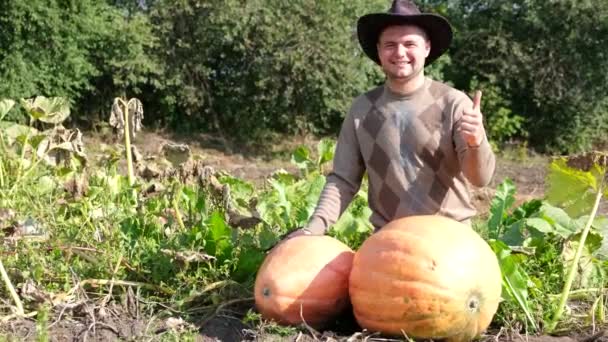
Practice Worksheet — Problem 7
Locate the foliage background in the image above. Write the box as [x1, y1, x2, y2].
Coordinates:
[2, 0, 608, 152]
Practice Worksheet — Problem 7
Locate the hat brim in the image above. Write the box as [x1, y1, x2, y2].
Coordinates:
[357, 13, 453, 66]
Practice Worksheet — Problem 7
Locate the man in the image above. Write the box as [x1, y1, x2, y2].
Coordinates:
[292, 0, 495, 237]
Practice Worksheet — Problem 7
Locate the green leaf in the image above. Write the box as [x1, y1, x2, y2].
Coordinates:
[489, 240, 538, 331]
[589, 216, 608, 259]
[536, 202, 578, 238]
[509, 199, 543, 223]
[488, 178, 517, 238]
[208, 211, 231, 241]
[294, 173, 326, 226]
[546, 158, 599, 218]
[232, 248, 265, 282]
[316, 138, 336, 166]
[20, 96, 71, 124]
[271, 169, 297, 185]
[218, 174, 254, 199]
[1, 123, 39, 146]
[291, 145, 313, 171]
[561, 231, 606, 288]
[501, 221, 526, 246]
[205, 211, 233, 260]
[37, 175, 57, 195]
[525, 217, 553, 234]
[0, 99, 15, 121]
[258, 225, 280, 251]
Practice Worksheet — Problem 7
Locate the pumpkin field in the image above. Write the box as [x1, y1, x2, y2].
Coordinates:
[0, 97, 607, 341]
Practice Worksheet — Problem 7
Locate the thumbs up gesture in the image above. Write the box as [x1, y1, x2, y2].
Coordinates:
[459, 90, 485, 148]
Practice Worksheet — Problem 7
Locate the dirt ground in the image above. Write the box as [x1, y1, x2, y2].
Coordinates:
[118, 130, 551, 216]
[2, 130, 606, 342]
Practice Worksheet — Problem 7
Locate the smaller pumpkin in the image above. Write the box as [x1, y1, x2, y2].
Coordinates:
[349, 215, 503, 342]
[254, 235, 355, 328]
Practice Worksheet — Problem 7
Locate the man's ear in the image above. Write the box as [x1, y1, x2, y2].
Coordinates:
[425, 39, 431, 57]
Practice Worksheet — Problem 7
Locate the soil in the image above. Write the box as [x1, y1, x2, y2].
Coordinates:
[2, 129, 606, 341]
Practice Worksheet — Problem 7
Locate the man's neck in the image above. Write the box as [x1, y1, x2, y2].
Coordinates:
[387, 73, 426, 96]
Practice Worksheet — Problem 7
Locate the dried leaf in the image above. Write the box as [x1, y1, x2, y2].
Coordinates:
[161, 142, 191, 167]
[36, 125, 87, 167]
[109, 97, 144, 138]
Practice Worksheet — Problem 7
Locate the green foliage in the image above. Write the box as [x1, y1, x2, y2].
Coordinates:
[486, 162, 608, 332]
[447, 0, 608, 152]
[546, 158, 605, 218]
[20, 97, 71, 125]
[2, 0, 608, 153]
[0, 0, 159, 125]
[150, 0, 385, 139]
[0, 133, 373, 323]
[2, 108, 608, 335]
[467, 78, 527, 148]
[0, 1, 98, 101]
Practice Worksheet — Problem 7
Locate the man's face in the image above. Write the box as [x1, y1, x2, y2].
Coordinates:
[377, 25, 430, 82]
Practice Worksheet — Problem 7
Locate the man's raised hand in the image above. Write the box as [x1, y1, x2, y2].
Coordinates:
[459, 90, 485, 148]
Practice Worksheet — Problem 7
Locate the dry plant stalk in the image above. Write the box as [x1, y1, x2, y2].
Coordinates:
[0, 259, 24, 316]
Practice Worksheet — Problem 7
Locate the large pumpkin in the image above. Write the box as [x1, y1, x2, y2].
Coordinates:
[349, 215, 502, 342]
[254, 235, 355, 328]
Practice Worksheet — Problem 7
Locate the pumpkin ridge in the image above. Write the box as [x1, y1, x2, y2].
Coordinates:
[351, 269, 452, 292]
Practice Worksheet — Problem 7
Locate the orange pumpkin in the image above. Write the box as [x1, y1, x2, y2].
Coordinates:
[254, 235, 355, 328]
[349, 215, 502, 342]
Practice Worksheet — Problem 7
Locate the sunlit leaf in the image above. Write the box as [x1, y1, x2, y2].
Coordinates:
[37, 175, 58, 195]
[546, 158, 600, 217]
[291, 145, 314, 172]
[294, 173, 326, 226]
[316, 138, 336, 166]
[489, 239, 538, 331]
[0, 99, 15, 121]
[587, 216, 608, 259]
[488, 178, 516, 238]
[20, 96, 71, 124]
[270, 169, 297, 185]
[218, 174, 255, 213]
[292, 145, 311, 164]
[536, 202, 579, 238]
[1, 123, 39, 146]
[205, 211, 233, 260]
[561, 231, 606, 288]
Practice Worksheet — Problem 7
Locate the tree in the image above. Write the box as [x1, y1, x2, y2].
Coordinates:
[149, 0, 388, 142]
[445, 0, 608, 152]
[0, 0, 159, 126]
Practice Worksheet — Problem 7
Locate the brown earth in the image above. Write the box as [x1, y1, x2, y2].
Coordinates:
[2, 130, 606, 342]
[111, 130, 551, 216]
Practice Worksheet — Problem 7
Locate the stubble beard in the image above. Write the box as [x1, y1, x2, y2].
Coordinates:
[386, 63, 424, 89]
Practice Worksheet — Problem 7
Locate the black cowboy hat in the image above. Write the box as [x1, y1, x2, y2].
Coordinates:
[357, 0, 453, 66]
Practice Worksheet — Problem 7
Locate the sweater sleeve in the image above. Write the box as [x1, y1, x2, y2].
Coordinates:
[304, 108, 366, 234]
[452, 94, 496, 187]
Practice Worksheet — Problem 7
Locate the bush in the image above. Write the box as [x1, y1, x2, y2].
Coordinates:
[150, 0, 387, 141]
[0, 0, 159, 126]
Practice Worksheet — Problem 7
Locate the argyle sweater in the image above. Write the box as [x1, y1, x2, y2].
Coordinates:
[305, 77, 496, 234]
